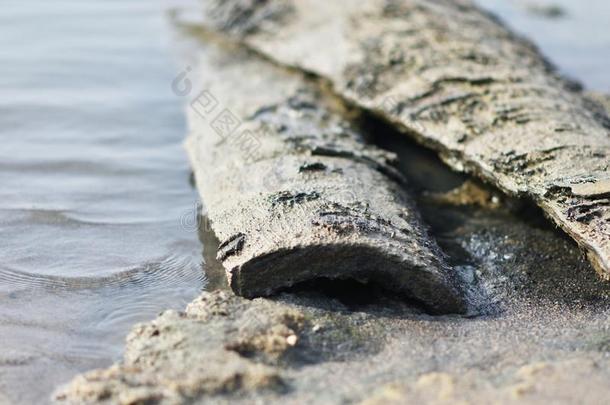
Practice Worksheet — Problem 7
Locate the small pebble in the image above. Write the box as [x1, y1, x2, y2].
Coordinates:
[286, 334, 298, 346]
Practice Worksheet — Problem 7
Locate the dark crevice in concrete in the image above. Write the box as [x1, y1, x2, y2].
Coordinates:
[357, 109, 574, 237]
[275, 277, 428, 313]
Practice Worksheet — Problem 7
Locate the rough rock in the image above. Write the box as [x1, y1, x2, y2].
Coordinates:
[183, 35, 469, 313]
[201, 0, 610, 279]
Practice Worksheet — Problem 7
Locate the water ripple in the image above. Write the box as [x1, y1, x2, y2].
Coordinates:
[0, 254, 206, 294]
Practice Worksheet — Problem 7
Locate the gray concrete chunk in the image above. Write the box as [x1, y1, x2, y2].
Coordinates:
[184, 38, 470, 313]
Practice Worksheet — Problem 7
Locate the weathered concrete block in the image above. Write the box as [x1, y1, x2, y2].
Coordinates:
[185, 39, 470, 313]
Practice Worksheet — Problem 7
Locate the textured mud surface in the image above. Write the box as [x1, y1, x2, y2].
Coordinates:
[201, 0, 610, 279]
[183, 36, 470, 313]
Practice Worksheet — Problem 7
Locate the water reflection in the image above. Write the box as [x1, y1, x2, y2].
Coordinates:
[477, 0, 610, 91]
[0, 0, 204, 403]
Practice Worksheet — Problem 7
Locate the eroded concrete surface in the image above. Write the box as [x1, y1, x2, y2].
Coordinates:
[183, 38, 470, 313]
[201, 0, 610, 279]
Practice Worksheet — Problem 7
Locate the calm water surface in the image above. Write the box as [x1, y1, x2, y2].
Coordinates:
[0, 1, 204, 403]
[0, 0, 608, 403]
[480, 0, 610, 91]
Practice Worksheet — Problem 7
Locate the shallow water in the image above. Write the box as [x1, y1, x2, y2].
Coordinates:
[478, 0, 610, 92]
[0, 0, 608, 404]
[0, 0, 205, 403]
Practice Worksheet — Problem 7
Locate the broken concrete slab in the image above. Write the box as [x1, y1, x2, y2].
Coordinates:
[201, 0, 610, 279]
[183, 36, 470, 313]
